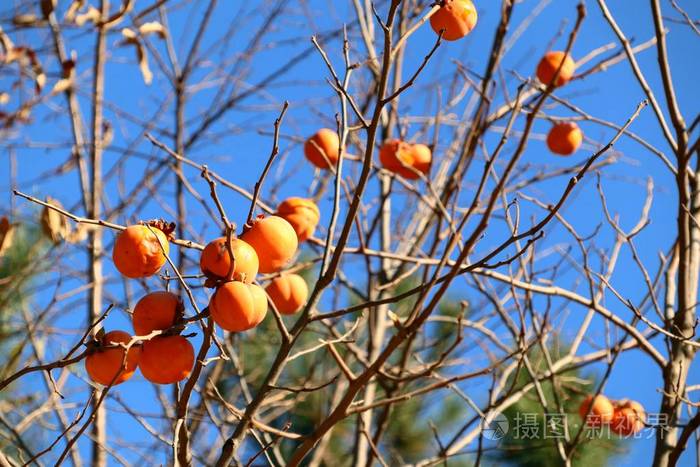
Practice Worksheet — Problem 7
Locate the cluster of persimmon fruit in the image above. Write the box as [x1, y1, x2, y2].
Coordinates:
[302, 2, 582, 178]
[85, 199, 319, 387]
[578, 394, 646, 436]
[83, 0, 584, 388]
[305, 127, 433, 179]
[429, 0, 583, 157]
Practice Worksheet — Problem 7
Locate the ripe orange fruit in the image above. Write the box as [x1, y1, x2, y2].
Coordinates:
[132, 291, 182, 335]
[536, 51, 575, 87]
[379, 140, 432, 180]
[410, 143, 432, 175]
[112, 225, 169, 278]
[546, 122, 583, 155]
[276, 197, 321, 242]
[266, 273, 309, 315]
[430, 0, 478, 41]
[610, 400, 646, 435]
[139, 335, 194, 384]
[240, 216, 298, 273]
[578, 394, 615, 427]
[200, 237, 259, 282]
[210, 281, 268, 332]
[85, 330, 140, 386]
[304, 128, 340, 169]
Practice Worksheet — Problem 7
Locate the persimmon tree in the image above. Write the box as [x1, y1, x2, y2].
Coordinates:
[0, 1, 699, 466]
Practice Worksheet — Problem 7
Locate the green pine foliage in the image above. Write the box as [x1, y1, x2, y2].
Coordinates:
[0, 225, 41, 316]
[493, 341, 621, 467]
[0, 224, 44, 377]
[0, 224, 45, 459]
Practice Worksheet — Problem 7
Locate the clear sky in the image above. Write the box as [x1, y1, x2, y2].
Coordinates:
[2, 0, 700, 465]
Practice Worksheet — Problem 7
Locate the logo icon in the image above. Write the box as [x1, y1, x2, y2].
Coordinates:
[481, 412, 509, 440]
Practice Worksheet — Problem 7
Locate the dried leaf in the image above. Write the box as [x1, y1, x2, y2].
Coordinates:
[0, 26, 13, 56]
[120, 29, 152, 85]
[75, 6, 101, 26]
[40, 197, 71, 244]
[12, 14, 39, 27]
[121, 28, 136, 41]
[41, 0, 57, 19]
[136, 43, 153, 85]
[138, 21, 166, 39]
[0, 217, 14, 257]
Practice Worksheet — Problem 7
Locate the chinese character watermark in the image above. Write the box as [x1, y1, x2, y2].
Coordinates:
[481, 411, 675, 441]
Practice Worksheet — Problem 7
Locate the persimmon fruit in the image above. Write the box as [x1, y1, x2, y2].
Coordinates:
[379, 140, 432, 180]
[132, 291, 182, 335]
[546, 122, 583, 155]
[410, 143, 432, 175]
[304, 128, 340, 169]
[139, 335, 195, 384]
[210, 281, 268, 332]
[276, 197, 321, 242]
[85, 330, 140, 386]
[113, 224, 169, 278]
[240, 216, 298, 273]
[266, 273, 308, 315]
[578, 394, 615, 427]
[200, 237, 259, 282]
[536, 51, 575, 87]
[430, 0, 478, 41]
[611, 399, 646, 435]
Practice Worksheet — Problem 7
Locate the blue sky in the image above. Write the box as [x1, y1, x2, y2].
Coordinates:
[2, 0, 700, 465]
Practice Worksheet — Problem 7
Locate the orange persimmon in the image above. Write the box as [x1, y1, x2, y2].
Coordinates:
[304, 128, 340, 169]
[379, 140, 432, 180]
[276, 197, 321, 242]
[266, 273, 308, 315]
[536, 51, 575, 87]
[139, 335, 194, 384]
[113, 225, 169, 278]
[410, 143, 432, 175]
[578, 394, 615, 427]
[430, 0, 478, 41]
[210, 281, 268, 332]
[240, 216, 298, 273]
[199, 237, 259, 282]
[546, 122, 583, 155]
[85, 330, 140, 386]
[132, 291, 182, 335]
[610, 400, 646, 436]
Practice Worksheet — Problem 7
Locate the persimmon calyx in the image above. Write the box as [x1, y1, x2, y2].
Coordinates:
[142, 219, 176, 240]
